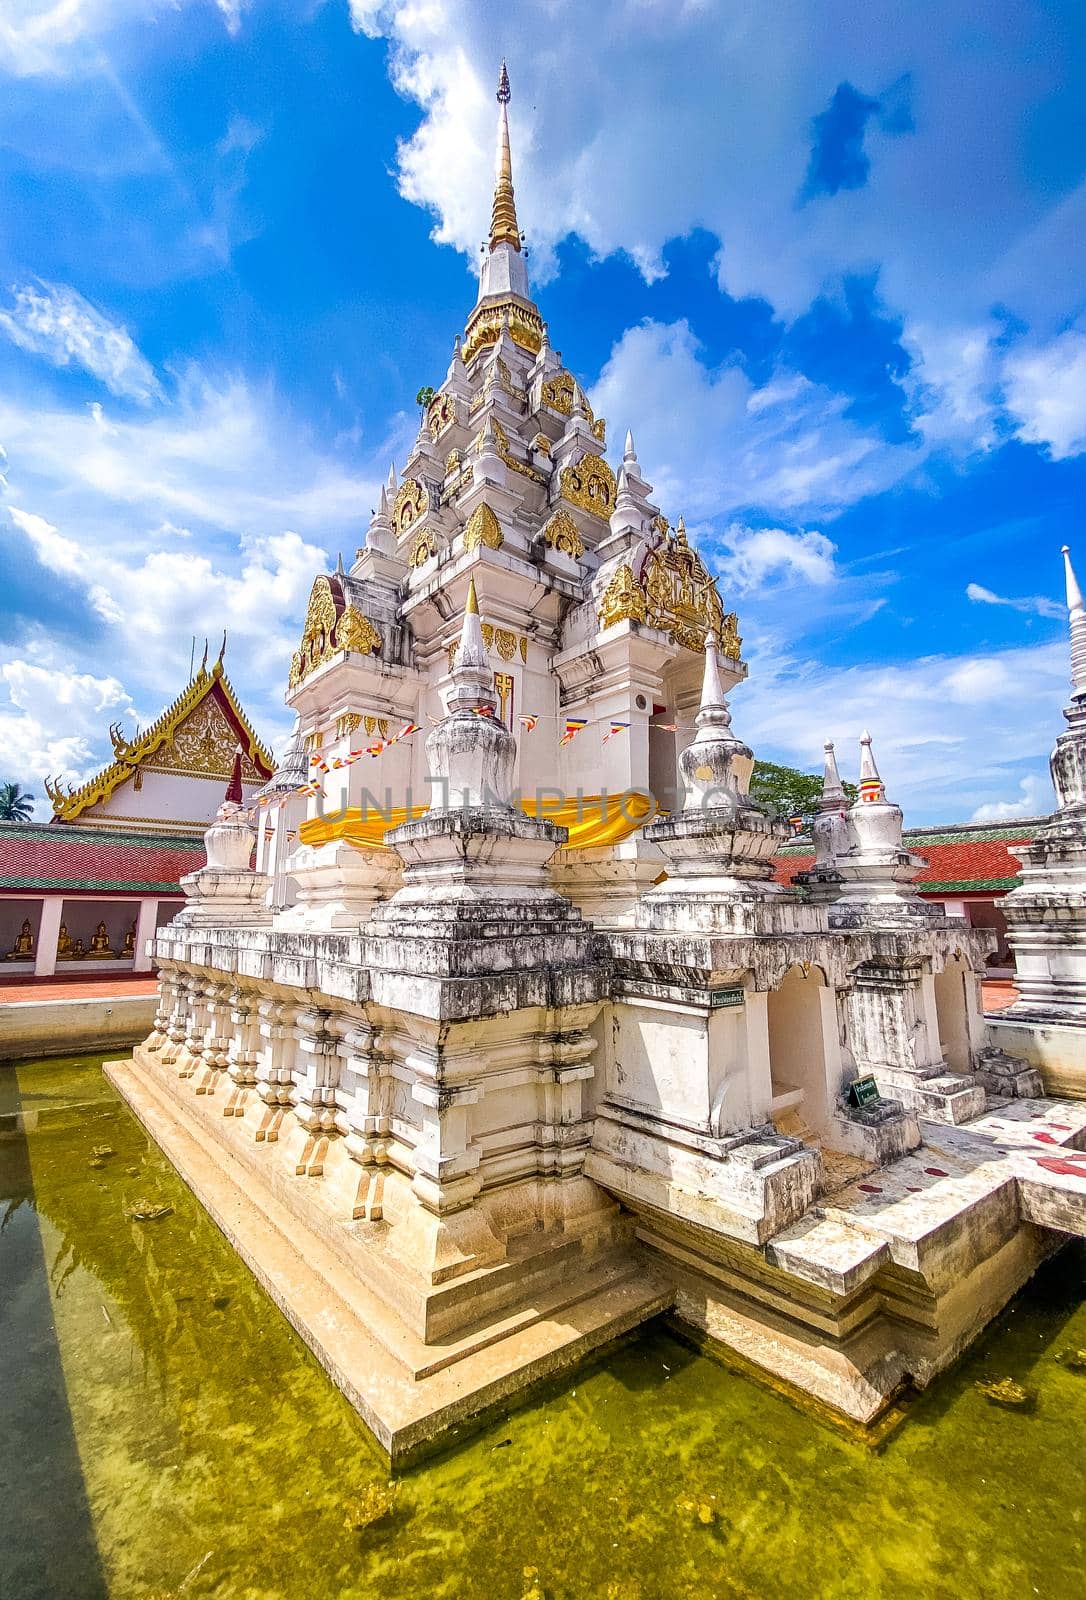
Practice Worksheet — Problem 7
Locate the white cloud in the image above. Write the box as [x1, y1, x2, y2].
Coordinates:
[1004, 326, 1086, 462]
[0, 654, 136, 811]
[590, 319, 917, 522]
[733, 637, 1067, 826]
[0, 367, 390, 539]
[970, 774, 1052, 823]
[714, 523, 838, 592]
[0, 280, 162, 402]
[966, 582, 1064, 621]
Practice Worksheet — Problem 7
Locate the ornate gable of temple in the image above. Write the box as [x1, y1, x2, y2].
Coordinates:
[45, 651, 273, 826]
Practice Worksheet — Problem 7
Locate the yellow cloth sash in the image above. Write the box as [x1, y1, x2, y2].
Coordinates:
[297, 791, 656, 853]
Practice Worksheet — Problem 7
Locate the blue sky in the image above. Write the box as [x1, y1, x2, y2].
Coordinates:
[1, 0, 1084, 824]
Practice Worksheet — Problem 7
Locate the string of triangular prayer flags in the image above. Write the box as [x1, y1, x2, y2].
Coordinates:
[242, 710, 679, 820]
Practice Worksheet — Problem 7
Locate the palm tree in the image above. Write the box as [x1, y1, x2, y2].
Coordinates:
[0, 782, 35, 822]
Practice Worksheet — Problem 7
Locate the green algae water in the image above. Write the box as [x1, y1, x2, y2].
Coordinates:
[2, 1057, 1085, 1600]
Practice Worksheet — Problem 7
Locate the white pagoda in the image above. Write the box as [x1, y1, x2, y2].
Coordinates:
[110, 66, 1086, 1465]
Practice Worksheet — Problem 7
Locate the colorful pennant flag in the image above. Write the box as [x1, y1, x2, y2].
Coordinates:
[519, 714, 538, 732]
[602, 721, 630, 743]
[560, 718, 588, 746]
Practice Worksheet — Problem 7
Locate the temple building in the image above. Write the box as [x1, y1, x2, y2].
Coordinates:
[108, 66, 1086, 1464]
[0, 646, 272, 980]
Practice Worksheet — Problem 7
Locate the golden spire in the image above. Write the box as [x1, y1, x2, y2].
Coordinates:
[466, 575, 480, 615]
[489, 59, 522, 253]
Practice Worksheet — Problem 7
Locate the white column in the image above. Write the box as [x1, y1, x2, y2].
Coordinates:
[34, 896, 64, 978]
[133, 898, 159, 972]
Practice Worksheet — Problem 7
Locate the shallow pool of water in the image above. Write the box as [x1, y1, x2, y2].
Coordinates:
[2, 1056, 1084, 1600]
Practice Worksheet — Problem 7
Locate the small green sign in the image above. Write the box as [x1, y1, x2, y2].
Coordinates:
[848, 1075, 880, 1108]
[708, 987, 745, 1009]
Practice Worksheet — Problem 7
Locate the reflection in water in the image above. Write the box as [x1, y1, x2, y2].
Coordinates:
[2, 1056, 1085, 1600]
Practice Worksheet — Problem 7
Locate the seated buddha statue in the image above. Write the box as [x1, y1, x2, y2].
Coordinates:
[123, 922, 136, 955]
[86, 921, 114, 959]
[6, 918, 35, 960]
[56, 922, 74, 959]
[71, 938, 86, 959]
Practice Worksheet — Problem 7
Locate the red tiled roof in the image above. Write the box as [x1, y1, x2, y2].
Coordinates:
[0, 823, 203, 894]
[774, 823, 1036, 895]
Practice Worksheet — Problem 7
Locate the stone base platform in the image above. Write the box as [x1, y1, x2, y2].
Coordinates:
[987, 1014, 1086, 1099]
[105, 1054, 672, 1465]
[612, 1097, 1086, 1424]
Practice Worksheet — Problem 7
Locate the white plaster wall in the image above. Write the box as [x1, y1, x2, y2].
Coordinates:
[608, 998, 711, 1127]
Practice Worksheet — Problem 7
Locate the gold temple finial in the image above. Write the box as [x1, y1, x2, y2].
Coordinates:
[466, 576, 480, 616]
[489, 60, 521, 253]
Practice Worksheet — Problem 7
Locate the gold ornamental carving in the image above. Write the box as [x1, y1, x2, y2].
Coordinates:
[444, 447, 462, 476]
[393, 479, 429, 536]
[462, 299, 544, 366]
[560, 454, 616, 520]
[542, 508, 584, 560]
[642, 530, 739, 656]
[448, 621, 527, 668]
[409, 528, 438, 567]
[462, 502, 504, 553]
[539, 372, 606, 445]
[289, 576, 381, 688]
[337, 712, 363, 737]
[532, 432, 551, 456]
[334, 605, 381, 656]
[427, 393, 457, 438]
[597, 564, 647, 628]
[144, 695, 261, 781]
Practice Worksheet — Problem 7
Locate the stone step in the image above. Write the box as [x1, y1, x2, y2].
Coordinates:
[915, 1076, 988, 1124]
[727, 1134, 807, 1171]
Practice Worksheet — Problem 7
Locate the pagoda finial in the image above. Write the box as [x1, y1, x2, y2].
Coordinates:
[1062, 545, 1086, 697]
[489, 60, 521, 253]
[700, 631, 729, 715]
[858, 731, 885, 802]
[623, 428, 636, 464]
[820, 739, 846, 808]
[453, 576, 491, 683]
[387, 461, 397, 493]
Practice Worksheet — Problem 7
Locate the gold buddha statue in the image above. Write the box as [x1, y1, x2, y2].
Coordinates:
[86, 921, 114, 959]
[57, 922, 74, 959]
[71, 938, 86, 960]
[123, 921, 136, 956]
[6, 918, 35, 960]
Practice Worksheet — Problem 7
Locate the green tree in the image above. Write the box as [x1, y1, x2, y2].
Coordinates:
[749, 760, 857, 832]
[0, 782, 35, 822]
[415, 385, 435, 415]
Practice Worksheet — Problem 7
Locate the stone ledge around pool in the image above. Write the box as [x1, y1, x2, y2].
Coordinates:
[105, 1053, 673, 1465]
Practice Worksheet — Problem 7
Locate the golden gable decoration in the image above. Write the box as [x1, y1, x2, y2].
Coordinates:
[410, 528, 438, 567]
[335, 606, 382, 656]
[463, 502, 504, 552]
[462, 298, 544, 366]
[560, 454, 616, 520]
[427, 392, 457, 438]
[393, 479, 429, 536]
[45, 653, 273, 820]
[542, 509, 584, 560]
[288, 576, 381, 688]
[597, 564, 647, 629]
[642, 526, 739, 656]
[539, 372, 606, 444]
